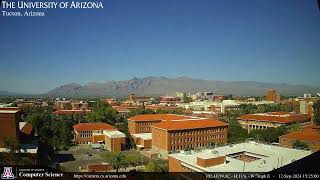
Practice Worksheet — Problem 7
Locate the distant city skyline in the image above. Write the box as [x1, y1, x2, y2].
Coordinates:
[1, 0, 320, 94]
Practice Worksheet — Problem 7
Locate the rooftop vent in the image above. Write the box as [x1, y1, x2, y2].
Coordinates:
[184, 150, 192, 155]
[211, 150, 219, 154]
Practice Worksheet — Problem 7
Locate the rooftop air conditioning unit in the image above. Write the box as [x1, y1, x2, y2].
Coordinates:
[211, 150, 219, 154]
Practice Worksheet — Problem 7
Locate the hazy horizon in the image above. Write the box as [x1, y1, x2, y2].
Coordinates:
[1, 76, 320, 95]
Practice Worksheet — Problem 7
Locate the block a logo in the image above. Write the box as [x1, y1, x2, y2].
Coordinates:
[1, 167, 15, 179]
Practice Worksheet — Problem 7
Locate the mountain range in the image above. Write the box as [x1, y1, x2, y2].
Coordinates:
[46, 77, 320, 97]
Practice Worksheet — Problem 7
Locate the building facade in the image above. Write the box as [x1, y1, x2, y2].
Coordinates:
[237, 112, 312, 133]
[151, 119, 228, 158]
[266, 89, 281, 103]
[0, 110, 21, 148]
[73, 123, 125, 152]
[279, 125, 320, 152]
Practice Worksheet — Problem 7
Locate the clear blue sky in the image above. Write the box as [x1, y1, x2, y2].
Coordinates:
[1, 0, 320, 94]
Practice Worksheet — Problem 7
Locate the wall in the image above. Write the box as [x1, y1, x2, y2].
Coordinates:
[0, 112, 20, 148]
[197, 156, 225, 168]
[168, 156, 189, 172]
[279, 137, 320, 153]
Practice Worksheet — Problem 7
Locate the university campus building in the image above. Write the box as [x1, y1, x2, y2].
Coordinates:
[152, 119, 228, 158]
[128, 114, 229, 158]
[0, 109, 37, 154]
[73, 123, 125, 152]
[237, 112, 312, 133]
[279, 124, 320, 152]
[168, 141, 311, 172]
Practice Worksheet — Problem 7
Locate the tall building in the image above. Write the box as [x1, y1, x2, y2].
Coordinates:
[0, 110, 21, 148]
[266, 89, 281, 103]
[152, 119, 228, 158]
[0, 110, 37, 154]
[128, 114, 228, 157]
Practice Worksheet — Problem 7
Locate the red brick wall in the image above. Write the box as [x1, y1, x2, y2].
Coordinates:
[110, 137, 125, 152]
[128, 120, 137, 134]
[197, 156, 225, 168]
[0, 112, 20, 148]
[152, 128, 169, 151]
[168, 156, 189, 172]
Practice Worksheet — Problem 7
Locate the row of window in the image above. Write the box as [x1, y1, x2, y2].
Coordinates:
[170, 128, 224, 137]
[80, 131, 93, 134]
[138, 122, 157, 126]
[80, 134, 92, 138]
[79, 141, 91, 144]
[171, 134, 223, 144]
[138, 128, 151, 132]
[170, 142, 215, 151]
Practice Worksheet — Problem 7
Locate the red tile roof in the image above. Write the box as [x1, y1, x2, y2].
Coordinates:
[280, 125, 320, 142]
[238, 112, 311, 124]
[145, 105, 177, 110]
[128, 114, 196, 122]
[152, 119, 229, 131]
[20, 122, 33, 135]
[73, 123, 117, 131]
[112, 106, 130, 113]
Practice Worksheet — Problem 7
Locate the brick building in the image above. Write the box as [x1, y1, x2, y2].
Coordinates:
[237, 112, 312, 133]
[266, 89, 281, 103]
[128, 114, 228, 157]
[128, 114, 195, 134]
[73, 123, 125, 152]
[159, 96, 181, 105]
[279, 125, 320, 152]
[0, 110, 21, 148]
[152, 119, 228, 158]
[0, 110, 36, 154]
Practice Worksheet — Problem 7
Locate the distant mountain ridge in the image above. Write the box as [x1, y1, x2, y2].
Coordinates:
[46, 77, 320, 97]
[0, 91, 26, 96]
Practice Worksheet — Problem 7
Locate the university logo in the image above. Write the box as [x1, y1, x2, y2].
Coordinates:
[1, 167, 15, 179]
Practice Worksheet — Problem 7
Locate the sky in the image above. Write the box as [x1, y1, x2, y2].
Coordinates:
[1, 0, 320, 94]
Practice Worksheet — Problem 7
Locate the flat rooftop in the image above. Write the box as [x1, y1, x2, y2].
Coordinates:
[169, 141, 312, 172]
[128, 114, 201, 122]
[238, 112, 311, 124]
[131, 133, 152, 140]
[0, 110, 20, 113]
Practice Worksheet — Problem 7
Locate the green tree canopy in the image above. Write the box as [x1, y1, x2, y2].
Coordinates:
[292, 140, 309, 150]
[313, 100, 320, 126]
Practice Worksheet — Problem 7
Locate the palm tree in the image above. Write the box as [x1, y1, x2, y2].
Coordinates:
[109, 153, 128, 173]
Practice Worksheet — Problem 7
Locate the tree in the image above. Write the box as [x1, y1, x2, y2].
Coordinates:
[144, 159, 168, 172]
[227, 117, 248, 143]
[287, 123, 301, 133]
[292, 140, 309, 150]
[313, 100, 320, 126]
[109, 153, 128, 173]
[126, 154, 141, 166]
[3, 137, 20, 164]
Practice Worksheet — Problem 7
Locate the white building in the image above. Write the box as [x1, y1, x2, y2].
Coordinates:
[168, 141, 312, 172]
